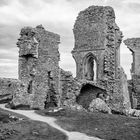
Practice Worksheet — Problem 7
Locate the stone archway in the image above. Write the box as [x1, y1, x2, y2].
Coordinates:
[83, 53, 97, 81]
[76, 84, 105, 109]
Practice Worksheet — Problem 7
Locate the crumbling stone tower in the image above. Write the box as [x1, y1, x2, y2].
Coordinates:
[72, 6, 131, 112]
[124, 38, 140, 108]
[72, 6, 122, 81]
[15, 25, 60, 109]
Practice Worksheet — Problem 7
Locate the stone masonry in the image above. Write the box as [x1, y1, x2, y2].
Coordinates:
[12, 25, 60, 109]
[0, 5, 133, 112]
[71, 6, 131, 112]
[124, 38, 140, 108]
[0, 78, 20, 103]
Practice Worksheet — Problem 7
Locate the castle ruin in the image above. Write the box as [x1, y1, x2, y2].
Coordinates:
[0, 5, 138, 113]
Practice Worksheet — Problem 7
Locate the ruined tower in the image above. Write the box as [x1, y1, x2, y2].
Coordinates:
[124, 38, 140, 108]
[71, 6, 131, 112]
[14, 25, 60, 109]
[72, 6, 122, 81]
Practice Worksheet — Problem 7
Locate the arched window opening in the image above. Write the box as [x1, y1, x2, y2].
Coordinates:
[84, 54, 97, 81]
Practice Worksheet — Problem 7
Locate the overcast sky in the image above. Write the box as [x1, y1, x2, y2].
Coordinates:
[0, 0, 140, 79]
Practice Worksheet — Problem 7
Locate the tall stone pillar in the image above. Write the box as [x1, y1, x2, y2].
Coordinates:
[124, 38, 140, 108]
[13, 25, 60, 109]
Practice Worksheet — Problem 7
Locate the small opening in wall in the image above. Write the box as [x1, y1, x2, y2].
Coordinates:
[48, 71, 53, 79]
[27, 80, 32, 94]
[22, 54, 34, 61]
[48, 71, 51, 76]
[8, 83, 11, 87]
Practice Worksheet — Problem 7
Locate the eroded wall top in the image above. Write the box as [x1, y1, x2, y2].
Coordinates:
[124, 38, 140, 52]
[73, 6, 116, 51]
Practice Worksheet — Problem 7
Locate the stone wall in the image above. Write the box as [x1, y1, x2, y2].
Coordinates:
[124, 38, 140, 108]
[12, 25, 60, 109]
[0, 78, 22, 103]
[71, 5, 131, 112]
[60, 68, 107, 110]
[60, 69, 80, 107]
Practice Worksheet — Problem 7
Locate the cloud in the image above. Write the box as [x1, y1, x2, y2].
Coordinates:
[0, 0, 10, 7]
[126, 3, 140, 13]
[0, 58, 18, 78]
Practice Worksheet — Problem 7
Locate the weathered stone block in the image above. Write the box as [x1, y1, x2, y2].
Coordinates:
[88, 98, 111, 114]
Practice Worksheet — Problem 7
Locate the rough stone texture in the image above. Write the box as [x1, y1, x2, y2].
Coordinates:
[128, 80, 138, 108]
[124, 38, 140, 108]
[60, 69, 107, 110]
[76, 83, 106, 109]
[71, 5, 131, 112]
[0, 5, 132, 113]
[110, 67, 131, 111]
[0, 78, 20, 103]
[12, 25, 60, 109]
[0, 78, 29, 107]
[11, 81, 29, 106]
[59, 69, 81, 107]
[125, 108, 140, 118]
[88, 98, 111, 114]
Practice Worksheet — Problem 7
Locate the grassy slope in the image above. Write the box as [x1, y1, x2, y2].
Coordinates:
[0, 108, 68, 140]
[37, 109, 140, 140]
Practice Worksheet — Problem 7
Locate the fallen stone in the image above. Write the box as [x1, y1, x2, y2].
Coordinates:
[88, 98, 111, 114]
[134, 110, 140, 117]
[127, 109, 136, 116]
[125, 108, 140, 118]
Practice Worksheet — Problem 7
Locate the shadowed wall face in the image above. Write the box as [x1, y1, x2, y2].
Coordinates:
[76, 84, 105, 109]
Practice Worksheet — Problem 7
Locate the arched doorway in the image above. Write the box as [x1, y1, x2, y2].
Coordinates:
[76, 84, 105, 109]
[83, 53, 97, 81]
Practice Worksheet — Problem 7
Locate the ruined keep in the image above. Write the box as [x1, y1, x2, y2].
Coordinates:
[124, 38, 140, 108]
[12, 25, 61, 109]
[71, 6, 131, 112]
[0, 5, 133, 112]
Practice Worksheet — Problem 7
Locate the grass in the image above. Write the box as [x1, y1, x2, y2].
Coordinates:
[36, 108, 140, 140]
[0, 108, 68, 140]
